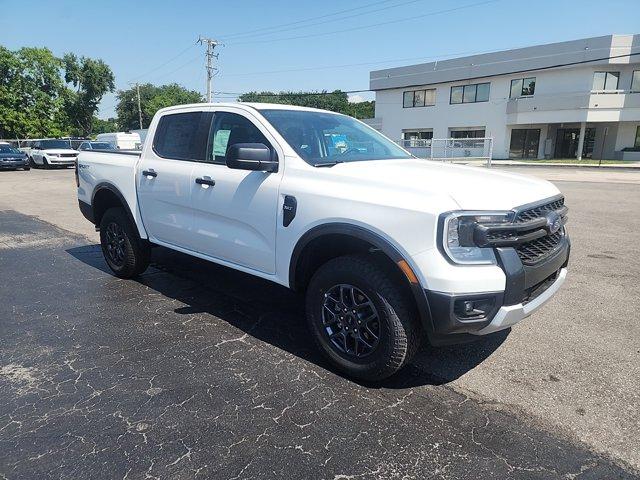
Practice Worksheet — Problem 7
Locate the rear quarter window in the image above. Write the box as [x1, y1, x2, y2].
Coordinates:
[153, 112, 211, 161]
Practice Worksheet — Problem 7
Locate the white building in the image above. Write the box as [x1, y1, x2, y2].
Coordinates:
[369, 34, 640, 160]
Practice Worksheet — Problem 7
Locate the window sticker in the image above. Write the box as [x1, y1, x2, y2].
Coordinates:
[213, 129, 231, 157]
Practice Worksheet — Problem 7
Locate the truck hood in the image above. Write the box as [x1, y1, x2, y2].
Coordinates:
[327, 159, 560, 210]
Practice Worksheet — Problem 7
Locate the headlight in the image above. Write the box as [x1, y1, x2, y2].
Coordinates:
[441, 211, 511, 265]
[46, 153, 59, 157]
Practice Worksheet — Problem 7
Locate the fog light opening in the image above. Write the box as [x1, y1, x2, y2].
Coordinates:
[453, 297, 496, 321]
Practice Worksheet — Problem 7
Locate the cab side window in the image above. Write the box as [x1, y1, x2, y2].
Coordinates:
[153, 112, 212, 161]
[207, 112, 271, 164]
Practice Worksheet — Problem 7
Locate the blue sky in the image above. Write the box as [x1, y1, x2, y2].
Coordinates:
[2, 0, 639, 119]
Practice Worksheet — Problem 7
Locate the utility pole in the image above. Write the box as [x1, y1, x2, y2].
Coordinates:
[135, 83, 143, 129]
[197, 36, 219, 103]
[129, 82, 143, 130]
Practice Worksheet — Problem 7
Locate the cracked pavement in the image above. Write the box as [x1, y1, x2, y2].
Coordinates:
[0, 210, 637, 479]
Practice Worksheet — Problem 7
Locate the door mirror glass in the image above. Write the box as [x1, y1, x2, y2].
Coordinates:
[226, 143, 278, 172]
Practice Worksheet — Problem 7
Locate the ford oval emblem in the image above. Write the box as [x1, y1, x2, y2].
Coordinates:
[545, 211, 562, 234]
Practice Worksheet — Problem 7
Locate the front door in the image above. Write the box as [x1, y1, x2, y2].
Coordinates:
[555, 128, 596, 158]
[190, 110, 281, 274]
[137, 111, 211, 249]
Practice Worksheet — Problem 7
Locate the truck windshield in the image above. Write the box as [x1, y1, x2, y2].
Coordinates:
[90, 142, 114, 149]
[40, 140, 71, 149]
[0, 146, 21, 154]
[260, 109, 412, 166]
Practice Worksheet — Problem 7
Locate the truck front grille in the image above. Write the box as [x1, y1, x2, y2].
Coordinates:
[515, 197, 565, 223]
[515, 230, 564, 264]
[512, 196, 566, 265]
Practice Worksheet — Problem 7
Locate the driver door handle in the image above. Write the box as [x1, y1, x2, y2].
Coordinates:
[195, 177, 216, 187]
[142, 169, 157, 178]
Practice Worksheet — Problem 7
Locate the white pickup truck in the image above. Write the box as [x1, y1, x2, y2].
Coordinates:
[77, 103, 569, 380]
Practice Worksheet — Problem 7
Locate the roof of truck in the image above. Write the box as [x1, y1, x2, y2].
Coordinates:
[156, 102, 339, 115]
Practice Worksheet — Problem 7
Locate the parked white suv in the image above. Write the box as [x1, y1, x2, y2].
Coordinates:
[30, 139, 78, 168]
[76, 103, 570, 380]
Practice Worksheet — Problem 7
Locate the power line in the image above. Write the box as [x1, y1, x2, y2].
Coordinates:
[217, 45, 638, 83]
[225, 0, 501, 46]
[218, 0, 429, 42]
[206, 50, 640, 100]
[128, 43, 197, 82]
[146, 54, 203, 83]
[374, 50, 640, 90]
[217, 0, 401, 40]
[219, 46, 544, 78]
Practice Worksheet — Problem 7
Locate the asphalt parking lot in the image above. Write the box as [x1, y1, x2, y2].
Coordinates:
[1, 166, 639, 479]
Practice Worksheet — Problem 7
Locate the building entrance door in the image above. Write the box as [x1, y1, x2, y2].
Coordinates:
[555, 128, 595, 158]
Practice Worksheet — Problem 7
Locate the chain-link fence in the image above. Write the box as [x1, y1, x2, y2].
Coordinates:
[397, 137, 494, 166]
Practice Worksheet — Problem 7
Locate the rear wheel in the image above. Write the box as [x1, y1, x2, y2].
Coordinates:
[99, 207, 150, 278]
[306, 254, 421, 381]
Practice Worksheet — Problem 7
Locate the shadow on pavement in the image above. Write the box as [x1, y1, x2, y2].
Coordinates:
[66, 243, 507, 388]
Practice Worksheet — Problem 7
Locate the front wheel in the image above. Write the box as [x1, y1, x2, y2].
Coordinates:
[306, 255, 421, 381]
[99, 207, 150, 278]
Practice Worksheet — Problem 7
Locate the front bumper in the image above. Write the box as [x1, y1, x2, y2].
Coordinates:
[46, 157, 77, 165]
[424, 235, 570, 345]
[0, 159, 29, 169]
[471, 267, 567, 335]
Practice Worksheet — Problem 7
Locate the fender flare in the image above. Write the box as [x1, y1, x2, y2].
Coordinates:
[288, 223, 435, 334]
[91, 182, 140, 235]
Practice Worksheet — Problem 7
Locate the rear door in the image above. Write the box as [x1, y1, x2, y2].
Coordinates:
[137, 110, 212, 249]
[189, 109, 282, 274]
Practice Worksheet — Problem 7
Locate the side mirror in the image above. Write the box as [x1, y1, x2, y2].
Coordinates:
[226, 143, 278, 173]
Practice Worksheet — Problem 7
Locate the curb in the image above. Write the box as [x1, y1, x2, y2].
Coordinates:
[489, 163, 640, 171]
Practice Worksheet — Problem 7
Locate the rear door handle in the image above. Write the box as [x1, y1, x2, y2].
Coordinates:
[142, 169, 157, 178]
[195, 177, 215, 187]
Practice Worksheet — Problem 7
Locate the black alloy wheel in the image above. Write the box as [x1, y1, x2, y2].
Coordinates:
[104, 221, 127, 268]
[321, 284, 381, 358]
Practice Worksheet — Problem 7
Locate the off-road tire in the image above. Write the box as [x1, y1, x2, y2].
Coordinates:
[99, 207, 150, 278]
[306, 254, 421, 381]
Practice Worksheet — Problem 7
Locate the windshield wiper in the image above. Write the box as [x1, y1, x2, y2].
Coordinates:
[314, 159, 344, 168]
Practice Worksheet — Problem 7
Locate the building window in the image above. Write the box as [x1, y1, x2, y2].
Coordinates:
[450, 83, 490, 104]
[402, 130, 433, 147]
[403, 89, 436, 108]
[635, 126, 640, 148]
[510, 129, 540, 158]
[592, 71, 620, 91]
[632, 71, 640, 92]
[450, 129, 485, 138]
[510, 77, 536, 98]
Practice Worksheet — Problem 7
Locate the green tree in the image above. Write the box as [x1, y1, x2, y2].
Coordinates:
[0, 46, 66, 139]
[238, 90, 375, 119]
[62, 53, 115, 136]
[92, 117, 118, 135]
[116, 83, 203, 130]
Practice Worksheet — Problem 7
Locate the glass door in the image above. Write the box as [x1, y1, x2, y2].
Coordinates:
[509, 129, 540, 158]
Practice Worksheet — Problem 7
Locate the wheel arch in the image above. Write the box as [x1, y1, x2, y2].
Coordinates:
[91, 183, 141, 236]
[288, 223, 434, 334]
